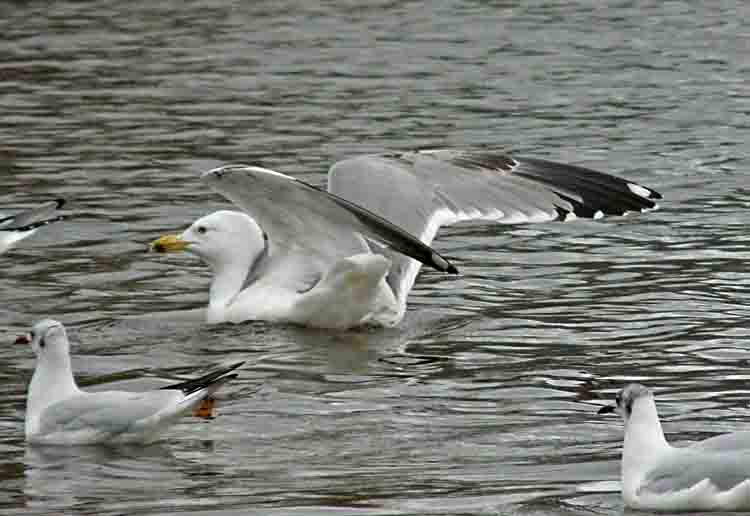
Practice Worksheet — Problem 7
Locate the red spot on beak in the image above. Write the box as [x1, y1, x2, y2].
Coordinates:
[15, 334, 31, 345]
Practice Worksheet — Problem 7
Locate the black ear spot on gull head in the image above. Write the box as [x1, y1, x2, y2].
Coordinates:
[624, 396, 634, 417]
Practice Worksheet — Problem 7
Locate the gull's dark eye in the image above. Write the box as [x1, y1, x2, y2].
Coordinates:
[196, 226, 207, 235]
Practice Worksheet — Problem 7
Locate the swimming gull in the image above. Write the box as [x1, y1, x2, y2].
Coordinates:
[599, 383, 750, 511]
[150, 149, 661, 329]
[0, 199, 66, 254]
[18, 319, 243, 445]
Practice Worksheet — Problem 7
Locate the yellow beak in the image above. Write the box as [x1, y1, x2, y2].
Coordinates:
[150, 234, 189, 253]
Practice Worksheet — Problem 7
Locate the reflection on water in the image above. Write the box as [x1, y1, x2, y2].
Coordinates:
[1, 1, 749, 515]
[24, 445, 177, 509]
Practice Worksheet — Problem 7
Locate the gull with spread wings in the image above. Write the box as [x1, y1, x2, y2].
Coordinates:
[151, 149, 660, 329]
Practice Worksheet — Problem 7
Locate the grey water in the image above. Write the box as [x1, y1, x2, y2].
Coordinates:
[1, 1, 749, 515]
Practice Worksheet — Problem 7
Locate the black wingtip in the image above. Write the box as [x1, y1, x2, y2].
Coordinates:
[446, 264, 459, 274]
[217, 361, 245, 375]
[512, 157, 662, 218]
[597, 404, 616, 415]
[9, 215, 66, 232]
[161, 361, 245, 395]
[227, 360, 245, 371]
[54, 198, 66, 209]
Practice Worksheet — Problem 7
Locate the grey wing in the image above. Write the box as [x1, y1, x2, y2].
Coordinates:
[201, 165, 455, 292]
[39, 391, 180, 435]
[690, 431, 750, 453]
[0, 199, 65, 229]
[642, 449, 750, 494]
[328, 149, 661, 306]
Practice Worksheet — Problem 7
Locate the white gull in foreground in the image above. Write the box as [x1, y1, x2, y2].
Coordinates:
[151, 149, 661, 329]
[599, 383, 750, 512]
[0, 199, 66, 254]
[18, 319, 243, 445]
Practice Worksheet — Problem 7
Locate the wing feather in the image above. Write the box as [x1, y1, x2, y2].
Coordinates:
[642, 449, 750, 494]
[328, 149, 660, 307]
[0, 199, 65, 229]
[200, 165, 456, 293]
[39, 390, 181, 435]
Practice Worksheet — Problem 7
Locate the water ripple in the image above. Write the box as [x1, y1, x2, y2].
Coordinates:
[1, 1, 748, 515]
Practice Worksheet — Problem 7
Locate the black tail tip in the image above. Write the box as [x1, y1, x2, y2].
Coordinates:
[54, 198, 66, 208]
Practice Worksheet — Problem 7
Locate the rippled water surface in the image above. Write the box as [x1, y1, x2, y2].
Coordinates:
[1, 1, 749, 515]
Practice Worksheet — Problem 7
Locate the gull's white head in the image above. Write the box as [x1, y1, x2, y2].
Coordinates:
[598, 383, 655, 424]
[150, 210, 266, 270]
[17, 319, 70, 362]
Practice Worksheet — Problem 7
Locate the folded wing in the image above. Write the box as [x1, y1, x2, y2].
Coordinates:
[642, 450, 750, 494]
[0, 199, 66, 230]
[160, 361, 244, 395]
[0, 199, 66, 254]
[38, 390, 181, 436]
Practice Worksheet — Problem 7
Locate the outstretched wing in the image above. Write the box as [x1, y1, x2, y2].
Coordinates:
[200, 165, 457, 293]
[328, 149, 661, 307]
